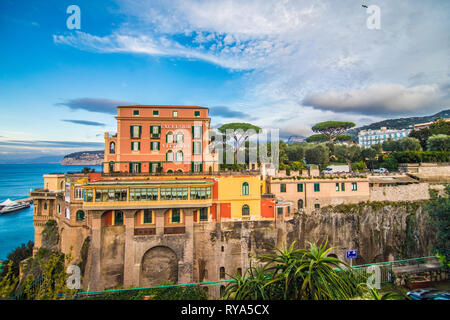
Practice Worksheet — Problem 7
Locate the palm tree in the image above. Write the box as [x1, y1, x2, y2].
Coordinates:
[224, 239, 361, 300]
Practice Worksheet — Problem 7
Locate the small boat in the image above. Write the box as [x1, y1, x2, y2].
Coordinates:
[0, 199, 31, 215]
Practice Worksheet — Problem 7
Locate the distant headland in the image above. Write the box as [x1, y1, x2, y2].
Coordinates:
[61, 150, 104, 165]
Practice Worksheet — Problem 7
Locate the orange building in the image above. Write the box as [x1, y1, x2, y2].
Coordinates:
[104, 105, 218, 174]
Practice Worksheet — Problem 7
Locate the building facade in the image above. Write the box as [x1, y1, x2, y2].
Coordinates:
[104, 105, 218, 174]
[358, 127, 411, 148]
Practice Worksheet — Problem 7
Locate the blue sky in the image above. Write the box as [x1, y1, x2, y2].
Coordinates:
[0, 0, 449, 161]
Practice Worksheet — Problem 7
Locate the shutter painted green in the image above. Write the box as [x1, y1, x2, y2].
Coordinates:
[200, 163, 203, 172]
[138, 142, 140, 151]
[138, 163, 141, 173]
[138, 126, 142, 138]
[157, 142, 160, 150]
[129, 162, 132, 173]
[130, 126, 133, 138]
[191, 162, 194, 172]
[158, 126, 161, 134]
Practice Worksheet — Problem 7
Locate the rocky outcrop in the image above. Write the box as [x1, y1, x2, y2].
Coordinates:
[61, 151, 104, 166]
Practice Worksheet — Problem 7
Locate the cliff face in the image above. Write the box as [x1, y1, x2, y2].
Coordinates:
[284, 202, 436, 264]
[61, 150, 104, 166]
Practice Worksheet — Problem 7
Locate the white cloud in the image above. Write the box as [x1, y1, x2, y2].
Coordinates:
[53, 0, 450, 127]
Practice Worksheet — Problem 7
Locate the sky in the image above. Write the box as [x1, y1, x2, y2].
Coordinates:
[0, 0, 449, 162]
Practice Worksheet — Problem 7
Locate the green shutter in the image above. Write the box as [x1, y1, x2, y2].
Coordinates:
[157, 142, 160, 150]
[158, 126, 161, 134]
[191, 162, 194, 172]
[200, 163, 203, 172]
[138, 142, 140, 150]
[138, 163, 141, 173]
[129, 162, 132, 173]
[139, 126, 142, 138]
[130, 126, 133, 138]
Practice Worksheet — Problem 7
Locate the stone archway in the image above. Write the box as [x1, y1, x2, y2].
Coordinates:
[140, 246, 178, 286]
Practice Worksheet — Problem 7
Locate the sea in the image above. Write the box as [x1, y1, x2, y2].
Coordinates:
[0, 163, 102, 260]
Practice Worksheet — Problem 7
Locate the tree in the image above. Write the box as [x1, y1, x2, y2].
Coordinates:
[218, 123, 261, 165]
[398, 137, 421, 151]
[306, 134, 328, 143]
[429, 119, 450, 136]
[305, 144, 329, 166]
[286, 144, 304, 162]
[335, 135, 353, 143]
[311, 121, 355, 144]
[223, 240, 361, 300]
[382, 139, 399, 152]
[0, 241, 34, 280]
[427, 134, 450, 151]
[409, 128, 430, 150]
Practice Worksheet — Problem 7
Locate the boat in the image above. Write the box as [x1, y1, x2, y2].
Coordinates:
[0, 199, 31, 215]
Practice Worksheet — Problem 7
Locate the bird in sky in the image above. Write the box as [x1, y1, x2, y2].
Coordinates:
[362, 5, 368, 8]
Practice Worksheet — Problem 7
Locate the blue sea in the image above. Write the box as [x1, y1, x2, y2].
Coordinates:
[0, 164, 102, 260]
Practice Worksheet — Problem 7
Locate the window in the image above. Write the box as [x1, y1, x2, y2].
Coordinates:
[153, 110, 159, 117]
[172, 110, 178, 117]
[44, 202, 47, 210]
[109, 142, 115, 154]
[237, 268, 242, 276]
[166, 131, 174, 143]
[287, 206, 290, 214]
[242, 182, 249, 195]
[220, 267, 226, 279]
[133, 110, 139, 116]
[114, 211, 123, 225]
[143, 209, 153, 224]
[194, 110, 200, 117]
[150, 162, 161, 173]
[74, 188, 83, 200]
[131, 141, 140, 151]
[160, 187, 188, 200]
[76, 210, 85, 222]
[65, 208, 70, 219]
[314, 204, 320, 209]
[297, 183, 303, 192]
[242, 204, 250, 216]
[84, 189, 93, 202]
[171, 209, 181, 223]
[166, 150, 174, 161]
[95, 189, 127, 202]
[298, 199, 304, 209]
[193, 126, 202, 139]
[130, 162, 141, 173]
[341, 183, 345, 191]
[190, 187, 211, 199]
[109, 162, 114, 173]
[314, 183, 320, 192]
[192, 162, 203, 173]
[277, 207, 283, 216]
[176, 132, 184, 143]
[130, 188, 158, 201]
[336, 183, 340, 191]
[280, 183, 286, 193]
[130, 125, 141, 138]
[199, 208, 208, 221]
[150, 125, 161, 138]
[57, 204, 61, 214]
[193, 141, 202, 155]
[352, 182, 358, 191]
[176, 150, 183, 162]
[151, 141, 160, 151]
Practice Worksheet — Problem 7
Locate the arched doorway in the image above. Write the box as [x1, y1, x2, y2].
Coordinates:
[140, 246, 178, 286]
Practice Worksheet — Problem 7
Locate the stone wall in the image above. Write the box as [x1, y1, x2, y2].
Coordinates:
[369, 183, 430, 202]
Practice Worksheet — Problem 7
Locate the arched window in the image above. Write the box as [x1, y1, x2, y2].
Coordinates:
[76, 210, 85, 222]
[166, 131, 174, 143]
[220, 267, 226, 279]
[176, 150, 183, 162]
[242, 182, 249, 195]
[167, 169, 173, 173]
[242, 205, 250, 216]
[109, 142, 115, 154]
[176, 132, 184, 143]
[166, 150, 174, 162]
[298, 199, 304, 209]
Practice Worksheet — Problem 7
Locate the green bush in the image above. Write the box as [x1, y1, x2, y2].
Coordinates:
[393, 151, 450, 163]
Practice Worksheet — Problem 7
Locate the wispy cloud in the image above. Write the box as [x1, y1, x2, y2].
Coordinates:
[62, 119, 105, 126]
[55, 97, 136, 114]
[52, 0, 450, 127]
[209, 106, 253, 119]
[0, 140, 104, 148]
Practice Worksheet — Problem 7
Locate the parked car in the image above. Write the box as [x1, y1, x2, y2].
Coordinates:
[407, 288, 450, 300]
[373, 168, 388, 174]
[321, 165, 350, 174]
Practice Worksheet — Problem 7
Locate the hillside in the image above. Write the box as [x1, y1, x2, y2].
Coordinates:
[62, 150, 104, 165]
[346, 109, 450, 141]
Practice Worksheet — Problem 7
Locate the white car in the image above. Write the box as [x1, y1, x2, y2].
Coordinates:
[373, 168, 388, 174]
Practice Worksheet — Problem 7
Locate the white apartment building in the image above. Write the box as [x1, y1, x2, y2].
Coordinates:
[358, 127, 412, 148]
